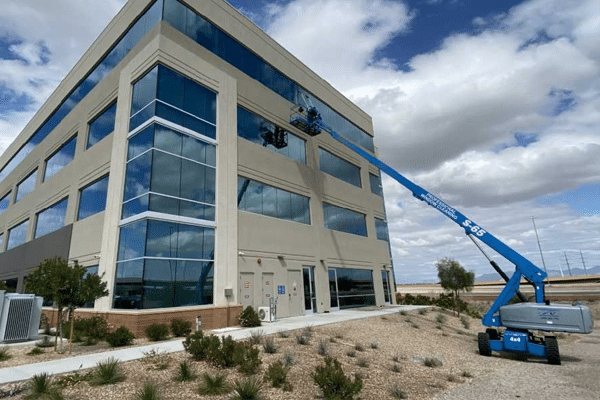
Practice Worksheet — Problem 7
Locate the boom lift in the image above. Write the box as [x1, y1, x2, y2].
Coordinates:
[288, 95, 593, 365]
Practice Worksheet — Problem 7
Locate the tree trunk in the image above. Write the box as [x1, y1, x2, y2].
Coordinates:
[69, 309, 74, 354]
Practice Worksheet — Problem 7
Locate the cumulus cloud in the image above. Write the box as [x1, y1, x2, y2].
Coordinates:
[0, 0, 126, 152]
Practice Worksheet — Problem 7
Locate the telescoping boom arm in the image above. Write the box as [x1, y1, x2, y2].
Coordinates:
[290, 102, 547, 327]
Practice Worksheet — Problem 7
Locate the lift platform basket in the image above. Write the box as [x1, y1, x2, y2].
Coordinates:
[500, 303, 593, 334]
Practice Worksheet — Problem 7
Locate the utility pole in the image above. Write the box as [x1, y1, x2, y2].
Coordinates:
[580, 250, 588, 275]
[531, 217, 550, 285]
[564, 252, 573, 276]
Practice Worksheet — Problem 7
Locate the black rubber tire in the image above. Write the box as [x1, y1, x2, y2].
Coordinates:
[478, 332, 491, 357]
[546, 336, 561, 365]
[486, 328, 499, 341]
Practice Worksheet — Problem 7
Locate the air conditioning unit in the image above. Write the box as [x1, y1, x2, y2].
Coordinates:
[0, 291, 43, 343]
[258, 306, 272, 322]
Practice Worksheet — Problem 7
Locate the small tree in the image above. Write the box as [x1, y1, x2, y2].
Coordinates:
[436, 257, 474, 317]
[25, 257, 109, 352]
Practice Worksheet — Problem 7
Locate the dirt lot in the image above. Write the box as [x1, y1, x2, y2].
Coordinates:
[1, 301, 598, 399]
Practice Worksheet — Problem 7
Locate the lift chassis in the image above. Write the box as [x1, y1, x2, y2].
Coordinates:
[289, 99, 593, 365]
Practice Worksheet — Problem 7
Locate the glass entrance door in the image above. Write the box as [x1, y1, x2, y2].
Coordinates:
[382, 270, 391, 305]
[303, 266, 316, 314]
[328, 268, 339, 311]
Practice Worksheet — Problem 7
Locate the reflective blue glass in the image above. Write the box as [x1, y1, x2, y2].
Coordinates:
[237, 177, 310, 224]
[77, 175, 109, 220]
[331, 267, 375, 309]
[131, 66, 158, 117]
[117, 219, 148, 261]
[369, 173, 383, 196]
[7, 219, 29, 250]
[0, 0, 162, 182]
[44, 136, 77, 182]
[113, 259, 144, 309]
[82, 265, 99, 308]
[375, 218, 389, 242]
[127, 125, 154, 160]
[15, 169, 37, 203]
[319, 148, 361, 188]
[0, 192, 10, 215]
[237, 107, 306, 164]
[123, 151, 152, 201]
[87, 102, 117, 149]
[34, 198, 68, 239]
[323, 202, 367, 236]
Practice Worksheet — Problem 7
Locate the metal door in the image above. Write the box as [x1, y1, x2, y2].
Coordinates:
[262, 272, 274, 306]
[239, 272, 254, 309]
[288, 270, 302, 316]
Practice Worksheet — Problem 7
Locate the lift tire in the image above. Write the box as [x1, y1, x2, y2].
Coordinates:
[478, 332, 491, 357]
[485, 328, 499, 341]
[545, 336, 561, 365]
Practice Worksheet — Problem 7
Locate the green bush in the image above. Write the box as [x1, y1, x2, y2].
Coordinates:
[312, 357, 362, 400]
[26, 347, 45, 356]
[197, 372, 232, 396]
[262, 337, 278, 354]
[183, 331, 209, 361]
[145, 323, 170, 341]
[238, 306, 261, 327]
[134, 381, 161, 400]
[76, 315, 109, 340]
[231, 376, 262, 400]
[264, 360, 289, 388]
[235, 343, 262, 375]
[0, 347, 11, 362]
[170, 319, 192, 337]
[105, 326, 135, 347]
[25, 373, 63, 400]
[183, 332, 261, 373]
[460, 316, 471, 329]
[174, 361, 196, 382]
[90, 357, 126, 386]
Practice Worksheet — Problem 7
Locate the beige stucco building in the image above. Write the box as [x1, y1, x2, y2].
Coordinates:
[0, 0, 394, 334]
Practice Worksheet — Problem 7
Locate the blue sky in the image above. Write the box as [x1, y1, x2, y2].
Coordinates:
[1, 0, 599, 283]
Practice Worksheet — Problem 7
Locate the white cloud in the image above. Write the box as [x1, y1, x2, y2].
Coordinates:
[266, 0, 600, 282]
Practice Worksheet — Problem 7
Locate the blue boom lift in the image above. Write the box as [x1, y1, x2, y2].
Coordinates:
[288, 95, 593, 365]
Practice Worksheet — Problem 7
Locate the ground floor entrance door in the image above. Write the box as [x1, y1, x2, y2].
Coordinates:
[382, 270, 391, 305]
[303, 266, 316, 314]
[262, 272, 274, 306]
[288, 270, 303, 316]
[239, 272, 254, 309]
[328, 268, 340, 311]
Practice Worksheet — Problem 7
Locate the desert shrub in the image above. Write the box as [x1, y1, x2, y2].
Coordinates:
[423, 357, 443, 368]
[170, 318, 192, 337]
[0, 347, 11, 362]
[238, 306, 261, 327]
[318, 339, 330, 356]
[25, 373, 63, 400]
[75, 315, 109, 340]
[462, 371, 473, 378]
[391, 363, 402, 373]
[277, 329, 289, 338]
[134, 381, 161, 400]
[418, 308, 428, 315]
[175, 361, 196, 382]
[312, 357, 362, 400]
[231, 376, 262, 400]
[248, 329, 265, 345]
[263, 337, 278, 354]
[55, 371, 93, 388]
[295, 334, 310, 345]
[436, 313, 446, 324]
[145, 323, 170, 341]
[183, 331, 208, 361]
[346, 350, 357, 358]
[389, 384, 407, 399]
[36, 336, 54, 348]
[264, 360, 289, 388]
[26, 347, 45, 356]
[369, 342, 378, 349]
[356, 358, 369, 368]
[283, 350, 295, 367]
[142, 349, 171, 370]
[236, 343, 262, 375]
[90, 357, 126, 386]
[354, 343, 364, 352]
[197, 372, 231, 395]
[105, 326, 135, 347]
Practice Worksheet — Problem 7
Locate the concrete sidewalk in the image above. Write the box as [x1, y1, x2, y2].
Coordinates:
[0, 305, 424, 385]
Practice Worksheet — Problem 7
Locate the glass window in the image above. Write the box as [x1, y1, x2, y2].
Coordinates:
[35, 198, 68, 239]
[15, 169, 37, 203]
[7, 219, 29, 250]
[237, 177, 310, 224]
[130, 65, 217, 137]
[375, 218, 390, 242]
[319, 148, 361, 188]
[78, 175, 109, 220]
[81, 265, 99, 308]
[0, 0, 162, 182]
[0, 234, 3, 253]
[44, 136, 77, 182]
[0, 192, 10, 215]
[330, 267, 375, 309]
[237, 107, 306, 164]
[114, 218, 214, 309]
[369, 173, 383, 196]
[87, 102, 117, 149]
[323, 202, 367, 236]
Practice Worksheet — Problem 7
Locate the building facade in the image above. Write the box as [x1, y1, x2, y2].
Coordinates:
[0, 0, 394, 333]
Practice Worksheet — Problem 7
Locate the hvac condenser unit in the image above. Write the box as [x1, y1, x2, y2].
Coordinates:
[0, 291, 43, 343]
[258, 306, 272, 322]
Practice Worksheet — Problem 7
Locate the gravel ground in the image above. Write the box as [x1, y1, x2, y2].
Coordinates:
[1, 301, 597, 399]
